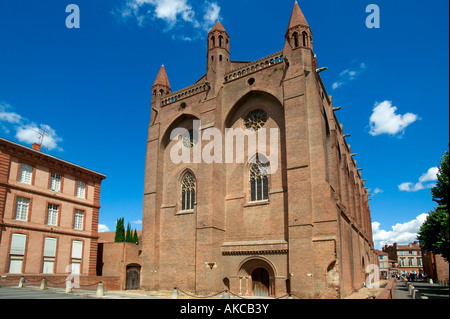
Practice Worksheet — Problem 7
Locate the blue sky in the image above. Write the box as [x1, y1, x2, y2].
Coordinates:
[0, 0, 448, 249]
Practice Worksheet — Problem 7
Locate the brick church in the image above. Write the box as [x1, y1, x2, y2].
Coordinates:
[141, 1, 375, 298]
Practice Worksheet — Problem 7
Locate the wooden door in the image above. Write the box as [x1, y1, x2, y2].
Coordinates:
[252, 268, 269, 297]
[126, 267, 140, 290]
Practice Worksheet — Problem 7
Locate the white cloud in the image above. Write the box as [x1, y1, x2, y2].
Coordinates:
[372, 213, 428, 249]
[202, 2, 220, 30]
[398, 167, 438, 192]
[369, 100, 418, 136]
[419, 166, 439, 183]
[98, 224, 110, 233]
[116, 0, 221, 39]
[332, 62, 366, 90]
[15, 123, 63, 151]
[131, 219, 142, 225]
[373, 188, 383, 195]
[0, 102, 63, 151]
[0, 104, 22, 124]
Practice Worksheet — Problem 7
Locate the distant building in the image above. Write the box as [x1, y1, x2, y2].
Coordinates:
[375, 249, 390, 279]
[383, 242, 423, 278]
[97, 231, 143, 290]
[0, 137, 106, 278]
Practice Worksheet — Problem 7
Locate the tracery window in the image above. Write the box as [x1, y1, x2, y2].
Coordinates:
[182, 129, 197, 148]
[244, 109, 268, 131]
[249, 158, 269, 202]
[181, 172, 196, 211]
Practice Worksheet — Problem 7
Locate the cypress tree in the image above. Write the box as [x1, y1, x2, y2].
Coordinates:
[133, 229, 139, 244]
[114, 217, 125, 242]
[125, 222, 132, 242]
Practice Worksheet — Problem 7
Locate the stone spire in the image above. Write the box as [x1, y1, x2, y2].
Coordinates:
[285, 1, 312, 50]
[207, 20, 230, 96]
[209, 20, 227, 34]
[287, 1, 309, 31]
[152, 65, 171, 95]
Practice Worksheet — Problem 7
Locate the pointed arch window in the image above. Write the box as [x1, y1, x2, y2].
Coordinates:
[293, 32, 299, 48]
[181, 172, 196, 211]
[249, 158, 269, 202]
[302, 31, 308, 47]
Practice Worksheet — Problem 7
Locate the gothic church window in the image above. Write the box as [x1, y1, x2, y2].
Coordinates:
[250, 158, 269, 202]
[302, 31, 308, 47]
[293, 32, 299, 48]
[244, 109, 268, 131]
[182, 129, 198, 148]
[181, 172, 196, 211]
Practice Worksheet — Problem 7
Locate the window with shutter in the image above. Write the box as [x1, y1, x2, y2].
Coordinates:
[71, 240, 83, 274]
[42, 237, 57, 274]
[42, 260, 54, 274]
[74, 210, 84, 230]
[43, 237, 57, 257]
[47, 204, 59, 226]
[15, 197, 30, 221]
[19, 163, 33, 184]
[9, 234, 26, 274]
[8, 258, 23, 273]
[71, 262, 81, 274]
[72, 240, 83, 259]
[10, 234, 26, 255]
[76, 181, 86, 198]
[50, 173, 62, 192]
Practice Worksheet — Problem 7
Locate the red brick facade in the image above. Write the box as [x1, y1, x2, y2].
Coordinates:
[142, 3, 374, 298]
[0, 137, 106, 279]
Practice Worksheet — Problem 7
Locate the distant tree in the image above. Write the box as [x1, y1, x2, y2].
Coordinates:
[114, 217, 125, 242]
[125, 222, 132, 242]
[418, 146, 449, 262]
[418, 206, 449, 262]
[133, 229, 139, 244]
[431, 148, 449, 208]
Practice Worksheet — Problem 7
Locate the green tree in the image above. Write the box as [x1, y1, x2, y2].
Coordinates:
[418, 206, 449, 262]
[418, 146, 449, 262]
[431, 148, 449, 208]
[125, 222, 132, 242]
[133, 229, 139, 244]
[114, 217, 125, 242]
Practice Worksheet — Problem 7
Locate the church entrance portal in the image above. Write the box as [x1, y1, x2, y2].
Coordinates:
[238, 257, 275, 297]
[252, 267, 270, 297]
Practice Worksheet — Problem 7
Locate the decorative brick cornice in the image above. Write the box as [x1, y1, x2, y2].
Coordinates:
[0, 137, 106, 183]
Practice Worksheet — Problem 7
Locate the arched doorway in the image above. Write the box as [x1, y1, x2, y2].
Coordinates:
[238, 257, 276, 297]
[126, 265, 141, 290]
[252, 268, 270, 297]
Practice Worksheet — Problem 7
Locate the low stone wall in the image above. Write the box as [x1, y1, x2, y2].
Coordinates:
[0, 274, 120, 291]
[376, 278, 396, 299]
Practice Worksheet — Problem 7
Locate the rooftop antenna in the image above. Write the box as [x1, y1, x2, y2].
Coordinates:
[29, 127, 49, 152]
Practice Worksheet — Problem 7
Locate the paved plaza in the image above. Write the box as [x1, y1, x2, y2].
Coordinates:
[393, 280, 449, 299]
[0, 286, 156, 299]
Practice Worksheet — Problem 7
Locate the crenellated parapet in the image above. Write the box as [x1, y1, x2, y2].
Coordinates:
[224, 51, 284, 83]
[160, 81, 210, 107]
